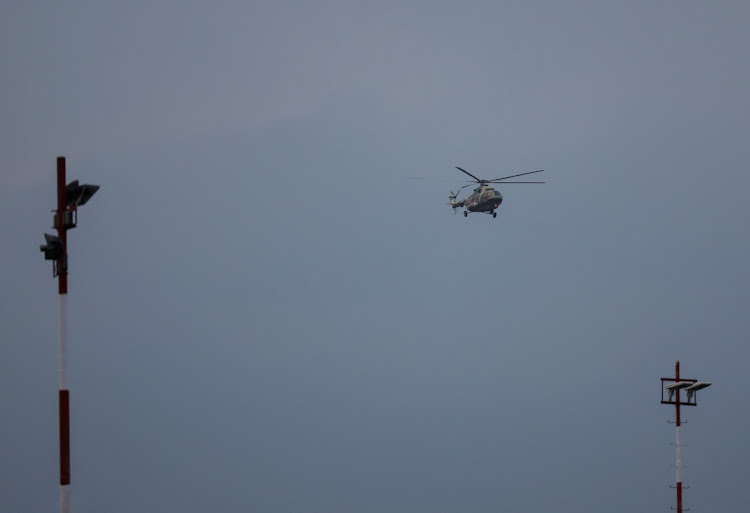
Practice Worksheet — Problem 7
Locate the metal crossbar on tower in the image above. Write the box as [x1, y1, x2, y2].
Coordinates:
[660, 360, 711, 513]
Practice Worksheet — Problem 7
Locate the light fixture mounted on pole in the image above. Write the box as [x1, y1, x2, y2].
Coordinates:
[660, 360, 711, 513]
[39, 156, 99, 513]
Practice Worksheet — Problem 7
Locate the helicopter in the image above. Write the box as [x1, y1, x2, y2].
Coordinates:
[449, 166, 545, 218]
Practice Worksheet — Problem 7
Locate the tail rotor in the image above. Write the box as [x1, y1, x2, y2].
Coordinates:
[448, 191, 461, 214]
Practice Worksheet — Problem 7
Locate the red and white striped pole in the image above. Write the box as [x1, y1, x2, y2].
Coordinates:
[41, 156, 98, 513]
[661, 361, 711, 513]
[673, 360, 683, 513]
[56, 156, 71, 513]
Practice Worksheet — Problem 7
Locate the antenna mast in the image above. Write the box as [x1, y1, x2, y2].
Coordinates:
[40, 157, 99, 513]
[660, 360, 712, 513]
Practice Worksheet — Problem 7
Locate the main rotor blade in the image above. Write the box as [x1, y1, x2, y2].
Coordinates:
[491, 181, 545, 184]
[489, 169, 544, 182]
[455, 166, 482, 182]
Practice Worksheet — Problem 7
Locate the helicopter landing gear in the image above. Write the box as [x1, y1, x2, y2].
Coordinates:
[492, 212, 497, 218]
[463, 211, 468, 217]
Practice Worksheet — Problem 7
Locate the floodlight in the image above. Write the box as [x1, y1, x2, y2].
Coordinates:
[684, 382, 712, 391]
[66, 180, 100, 207]
[665, 381, 692, 390]
[665, 381, 693, 402]
[40, 233, 63, 260]
[685, 382, 711, 403]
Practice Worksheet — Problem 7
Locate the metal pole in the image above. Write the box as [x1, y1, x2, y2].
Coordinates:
[56, 157, 71, 513]
[674, 360, 682, 513]
[662, 361, 711, 513]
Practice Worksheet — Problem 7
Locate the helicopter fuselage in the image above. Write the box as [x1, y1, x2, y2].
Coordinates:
[463, 185, 503, 213]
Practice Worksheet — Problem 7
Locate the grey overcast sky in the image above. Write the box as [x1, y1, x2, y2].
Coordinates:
[2, 1, 749, 512]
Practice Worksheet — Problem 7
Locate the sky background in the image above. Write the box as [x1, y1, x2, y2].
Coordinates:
[2, 1, 749, 512]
